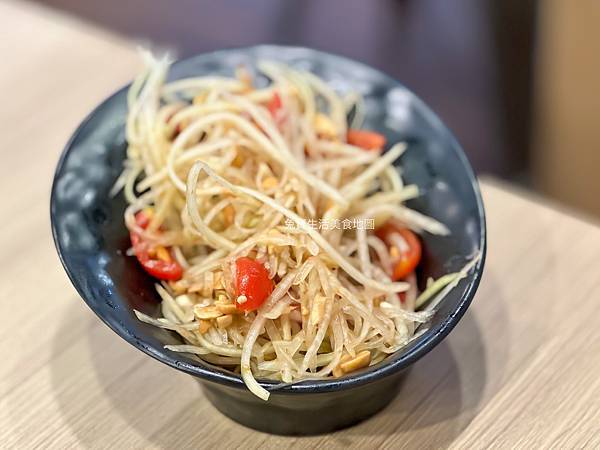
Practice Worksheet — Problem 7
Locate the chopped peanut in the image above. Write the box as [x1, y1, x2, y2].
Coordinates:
[215, 302, 238, 315]
[262, 176, 278, 189]
[222, 204, 235, 227]
[339, 350, 371, 374]
[310, 294, 326, 325]
[333, 354, 352, 378]
[236, 295, 248, 305]
[232, 149, 245, 168]
[156, 246, 171, 262]
[314, 113, 337, 138]
[193, 305, 223, 320]
[198, 320, 212, 334]
[216, 314, 233, 329]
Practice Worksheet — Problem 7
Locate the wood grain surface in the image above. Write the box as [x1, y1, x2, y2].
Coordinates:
[1, 1, 599, 448]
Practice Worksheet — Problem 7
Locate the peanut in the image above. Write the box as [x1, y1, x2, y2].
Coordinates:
[193, 305, 223, 320]
[339, 351, 371, 374]
[216, 314, 233, 329]
[198, 320, 212, 334]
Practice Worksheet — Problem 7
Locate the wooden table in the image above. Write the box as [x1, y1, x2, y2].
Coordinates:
[1, 1, 599, 448]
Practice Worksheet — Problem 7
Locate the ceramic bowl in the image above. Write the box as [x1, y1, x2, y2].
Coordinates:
[51, 45, 486, 435]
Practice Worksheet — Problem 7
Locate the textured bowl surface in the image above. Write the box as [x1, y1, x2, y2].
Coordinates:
[51, 45, 486, 435]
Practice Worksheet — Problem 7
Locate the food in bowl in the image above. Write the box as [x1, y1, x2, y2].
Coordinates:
[116, 52, 480, 400]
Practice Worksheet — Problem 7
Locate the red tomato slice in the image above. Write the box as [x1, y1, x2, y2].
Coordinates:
[136, 254, 183, 281]
[375, 222, 422, 281]
[235, 257, 274, 311]
[347, 129, 386, 151]
[267, 92, 282, 116]
[130, 211, 183, 281]
[266, 92, 286, 126]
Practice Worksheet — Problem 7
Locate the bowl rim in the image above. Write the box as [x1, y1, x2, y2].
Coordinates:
[51, 44, 486, 394]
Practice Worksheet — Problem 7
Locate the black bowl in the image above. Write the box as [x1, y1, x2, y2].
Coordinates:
[51, 45, 486, 435]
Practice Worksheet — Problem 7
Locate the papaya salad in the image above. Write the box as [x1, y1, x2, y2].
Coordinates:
[115, 52, 480, 400]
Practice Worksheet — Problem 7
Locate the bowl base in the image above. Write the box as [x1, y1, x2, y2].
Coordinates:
[198, 370, 409, 435]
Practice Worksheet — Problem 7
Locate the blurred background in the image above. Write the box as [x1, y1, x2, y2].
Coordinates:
[27, 0, 600, 218]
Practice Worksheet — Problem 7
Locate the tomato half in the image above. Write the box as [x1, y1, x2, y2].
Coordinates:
[375, 222, 422, 281]
[347, 129, 386, 151]
[130, 211, 183, 281]
[267, 92, 282, 117]
[235, 257, 274, 311]
[266, 92, 286, 127]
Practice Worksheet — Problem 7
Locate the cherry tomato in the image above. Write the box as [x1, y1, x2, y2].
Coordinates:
[267, 92, 282, 117]
[375, 222, 422, 281]
[266, 92, 287, 127]
[130, 211, 183, 281]
[235, 257, 274, 311]
[347, 129, 386, 151]
[134, 210, 152, 229]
